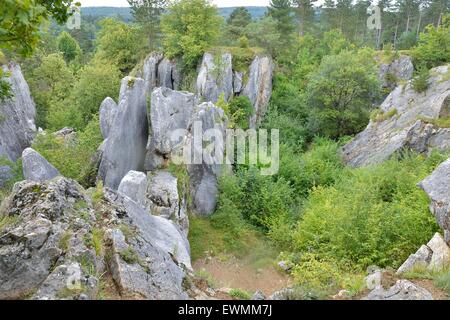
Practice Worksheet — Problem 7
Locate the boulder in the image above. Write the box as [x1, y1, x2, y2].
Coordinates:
[98, 76, 148, 190]
[365, 270, 383, 290]
[196, 52, 233, 103]
[396, 245, 432, 275]
[117, 170, 147, 207]
[0, 63, 36, 186]
[378, 55, 414, 90]
[364, 280, 433, 300]
[419, 159, 450, 244]
[147, 170, 189, 236]
[22, 148, 60, 182]
[426, 233, 450, 270]
[251, 291, 266, 300]
[150, 87, 196, 155]
[342, 65, 450, 167]
[242, 56, 274, 128]
[99, 97, 118, 139]
[0, 177, 96, 299]
[187, 102, 228, 215]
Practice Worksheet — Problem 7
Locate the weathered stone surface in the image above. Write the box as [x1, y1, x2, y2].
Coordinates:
[197, 52, 233, 103]
[0, 177, 96, 299]
[251, 291, 266, 300]
[0, 63, 36, 186]
[144, 137, 166, 171]
[419, 159, 450, 244]
[158, 58, 181, 90]
[426, 232, 450, 270]
[98, 76, 148, 190]
[243, 56, 274, 128]
[142, 52, 163, 93]
[147, 170, 189, 236]
[378, 55, 414, 89]
[268, 288, 296, 300]
[117, 170, 147, 207]
[233, 71, 244, 93]
[150, 87, 195, 155]
[364, 280, 433, 300]
[187, 102, 228, 216]
[342, 65, 450, 167]
[365, 270, 383, 290]
[99, 97, 118, 139]
[22, 148, 60, 182]
[396, 245, 432, 275]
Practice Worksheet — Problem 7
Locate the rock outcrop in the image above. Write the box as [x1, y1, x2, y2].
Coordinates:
[117, 170, 147, 207]
[99, 97, 118, 139]
[243, 56, 274, 128]
[22, 148, 60, 182]
[141, 52, 180, 94]
[196, 52, 233, 103]
[378, 55, 414, 90]
[0, 176, 193, 300]
[342, 65, 450, 167]
[364, 280, 433, 300]
[419, 159, 450, 244]
[0, 63, 36, 186]
[187, 102, 228, 215]
[98, 76, 148, 190]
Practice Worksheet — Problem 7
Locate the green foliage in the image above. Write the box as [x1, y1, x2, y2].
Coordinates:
[57, 31, 82, 63]
[412, 66, 430, 93]
[307, 49, 380, 139]
[229, 288, 251, 300]
[47, 62, 120, 130]
[0, 0, 78, 57]
[412, 15, 450, 69]
[292, 153, 444, 271]
[32, 116, 103, 183]
[244, 17, 282, 57]
[396, 31, 418, 50]
[225, 7, 252, 43]
[27, 53, 75, 128]
[216, 95, 253, 129]
[94, 18, 146, 74]
[371, 108, 398, 122]
[161, 0, 223, 70]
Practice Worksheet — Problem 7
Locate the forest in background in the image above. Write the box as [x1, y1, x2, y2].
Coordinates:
[0, 0, 449, 299]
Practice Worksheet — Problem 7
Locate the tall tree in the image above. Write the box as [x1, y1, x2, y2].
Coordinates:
[226, 7, 252, 41]
[127, 0, 167, 49]
[293, 0, 318, 35]
[267, 0, 296, 45]
[395, 0, 420, 33]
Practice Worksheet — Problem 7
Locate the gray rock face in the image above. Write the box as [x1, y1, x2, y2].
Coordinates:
[342, 65, 450, 167]
[197, 52, 234, 103]
[99, 97, 118, 139]
[147, 170, 188, 236]
[243, 56, 274, 128]
[396, 245, 432, 275]
[426, 232, 450, 269]
[0, 176, 193, 300]
[150, 87, 196, 155]
[158, 58, 181, 90]
[22, 148, 60, 182]
[378, 55, 414, 89]
[0, 177, 97, 299]
[419, 159, 450, 244]
[142, 52, 163, 93]
[233, 71, 244, 94]
[98, 76, 148, 190]
[364, 280, 433, 300]
[0, 63, 36, 185]
[117, 170, 147, 207]
[187, 102, 228, 216]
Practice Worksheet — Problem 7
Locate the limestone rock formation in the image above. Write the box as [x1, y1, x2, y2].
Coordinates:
[0, 63, 36, 186]
[142, 52, 163, 93]
[364, 280, 433, 300]
[147, 170, 188, 236]
[0, 176, 193, 300]
[99, 97, 118, 139]
[117, 170, 147, 207]
[187, 102, 228, 215]
[378, 55, 414, 90]
[243, 56, 274, 128]
[419, 158, 450, 244]
[150, 87, 196, 155]
[141, 52, 181, 94]
[196, 52, 233, 103]
[22, 148, 60, 182]
[342, 65, 450, 167]
[98, 76, 148, 190]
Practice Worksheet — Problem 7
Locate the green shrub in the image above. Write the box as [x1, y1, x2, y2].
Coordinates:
[229, 288, 251, 300]
[412, 67, 430, 93]
[292, 153, 444, 271]
[371, 108, 398, 122]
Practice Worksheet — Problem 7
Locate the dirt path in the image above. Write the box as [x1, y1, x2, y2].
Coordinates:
[193, 255, 292, 296]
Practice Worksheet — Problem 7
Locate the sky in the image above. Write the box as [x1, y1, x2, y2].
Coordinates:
[79, 0, 272, 7]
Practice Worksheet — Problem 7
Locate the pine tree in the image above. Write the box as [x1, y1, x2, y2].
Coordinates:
[292, 0, 318, 35]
